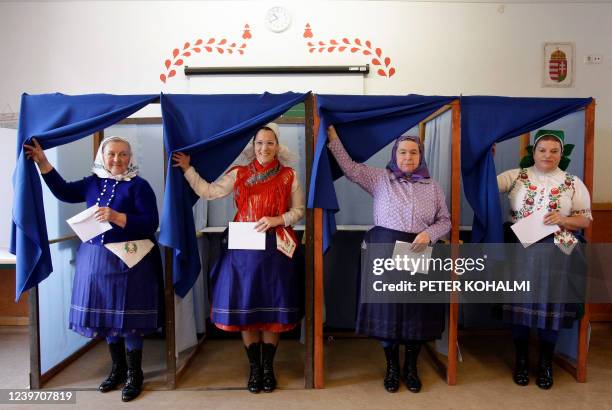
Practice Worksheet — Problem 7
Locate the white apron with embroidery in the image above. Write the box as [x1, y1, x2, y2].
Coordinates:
[105, 239, 154, 268]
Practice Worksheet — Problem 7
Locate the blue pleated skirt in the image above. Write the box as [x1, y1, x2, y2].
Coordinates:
[356, 226, 445, 341]
[502, 228, 584, 331]
[209, 230, 304, 328]
[69, 242, 162, 338]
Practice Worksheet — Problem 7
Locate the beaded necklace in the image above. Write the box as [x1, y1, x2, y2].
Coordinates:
[89, 178, 120, 244]
[245, 160, 281, 186]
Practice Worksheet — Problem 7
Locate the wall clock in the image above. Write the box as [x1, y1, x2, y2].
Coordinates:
[265, 6, 291, 33]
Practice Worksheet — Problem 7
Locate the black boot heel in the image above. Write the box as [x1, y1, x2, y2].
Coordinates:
[99, 340, 127, 393]
[513, 338, 530, 386]
[536, 341, 555, 390]
[403, 342, 422, 393]
[383, 344, 400, 393]
[262, 343, 278, 392]
[245, 342, 263, 393]
[121, 349, 143, 402]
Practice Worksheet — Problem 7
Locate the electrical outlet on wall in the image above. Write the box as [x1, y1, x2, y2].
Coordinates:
[584, 54, 603, 64]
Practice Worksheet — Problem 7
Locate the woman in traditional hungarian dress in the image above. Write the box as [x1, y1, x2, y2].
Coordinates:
[172, 123, 304, 393]
[326, 125, 451, 393]
[24, 136, 162, 402]
[497, 129, 592, 389]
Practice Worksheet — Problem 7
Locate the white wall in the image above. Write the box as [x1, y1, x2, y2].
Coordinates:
[1, 0, 611, 200]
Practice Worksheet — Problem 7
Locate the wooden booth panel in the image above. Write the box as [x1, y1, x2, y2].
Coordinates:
[591, 305, 612, 322]
[0, 267, 28, 325]
[589, 205, 612, 322]
[591, 206, 612, 243]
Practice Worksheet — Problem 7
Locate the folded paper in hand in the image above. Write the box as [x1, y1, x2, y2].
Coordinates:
[66, 205, 112, 243]
[228, 222, 266, 250]
[511, 207, 559, 248]
[392, 241, 433, 274]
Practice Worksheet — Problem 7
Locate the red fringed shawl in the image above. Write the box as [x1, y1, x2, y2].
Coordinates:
[230, 158, 294, 224]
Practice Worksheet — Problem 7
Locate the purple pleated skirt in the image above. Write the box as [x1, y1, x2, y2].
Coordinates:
[69, 242, 162, 338]
[209, 231, 304, 328]
[356, 226, 445, 341]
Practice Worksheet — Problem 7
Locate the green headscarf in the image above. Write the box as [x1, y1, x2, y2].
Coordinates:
[519, 129, 574, 171]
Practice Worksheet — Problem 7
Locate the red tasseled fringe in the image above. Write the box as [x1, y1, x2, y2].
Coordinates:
[213, 322, 299, 333]
[230, 159, 295, 225]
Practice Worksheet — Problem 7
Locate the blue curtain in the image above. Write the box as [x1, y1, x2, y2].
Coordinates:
[460, 96, 592, 243]
[159, 92, 309, 297]
[10, 93, 159, 300]
[307, 94, 457, 250]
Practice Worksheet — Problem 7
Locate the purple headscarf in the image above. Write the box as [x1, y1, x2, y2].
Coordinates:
[386, 135, 430, 183]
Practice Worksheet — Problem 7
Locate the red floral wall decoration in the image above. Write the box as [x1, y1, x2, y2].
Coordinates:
[303, 23, 396, 78]
[160, 24, 252, 83]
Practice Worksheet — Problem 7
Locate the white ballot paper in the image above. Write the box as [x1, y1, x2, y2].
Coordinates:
[66, 205, 112, 243]
[510, 207, 559, 248]
[228, 222, 266, 250]
[391, 241, 434, 275]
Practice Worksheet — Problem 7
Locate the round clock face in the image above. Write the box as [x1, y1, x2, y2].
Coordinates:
[265, 6, 291, 33]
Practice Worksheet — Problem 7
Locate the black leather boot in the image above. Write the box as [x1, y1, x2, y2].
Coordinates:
[513, 338, 530, 386]
[261, 343, 278, 393]
[245, 342, 263, 393]
[99, 340, 127, 393]
[121, 349, 144, 402]
[536, 340, 555, 390]
[383, 344, 400, 393]
[403, 341, 422, 393]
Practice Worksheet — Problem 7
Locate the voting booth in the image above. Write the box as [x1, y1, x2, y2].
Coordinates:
[307, 95, 462, 387]
[460, 96, 595, 382]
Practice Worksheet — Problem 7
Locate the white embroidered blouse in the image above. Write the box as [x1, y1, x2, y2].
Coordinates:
[497, 166, 592, 250]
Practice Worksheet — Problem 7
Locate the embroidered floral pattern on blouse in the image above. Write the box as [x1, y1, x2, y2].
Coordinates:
[546, 173, 574, 211]
[511, 169, 541, 220]
[571, 209, 593, 220]
[510, 168, 579, 254]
